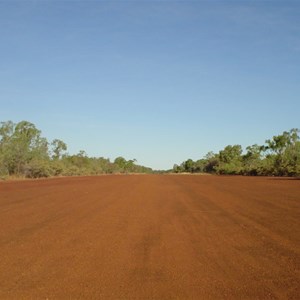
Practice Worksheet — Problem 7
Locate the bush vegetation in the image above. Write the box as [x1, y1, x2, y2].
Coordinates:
[1, 121, 298, 179]
[173, 128, 300, 177]
[0, 120, 152, 179]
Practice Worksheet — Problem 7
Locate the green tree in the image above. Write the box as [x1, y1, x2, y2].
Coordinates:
[184, 159, 195, 173]
[242, 144, 263, 175]
[51, 139, 67, 160]
[173, 164, 183, 173]
[126, 159, 137, 173]
[114, 156, 127, 172]
[217, 145, 243, 174]
[0, 121, 15, 176]
[0, 121, 49, 176]
[203, 151, 219, 173]
[263, 129, 300, 175]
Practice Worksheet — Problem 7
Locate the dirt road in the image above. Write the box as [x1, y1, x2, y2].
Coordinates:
[0, 175, 299, 299]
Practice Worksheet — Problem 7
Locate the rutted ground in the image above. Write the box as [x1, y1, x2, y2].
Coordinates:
[0, 175, 299, 299]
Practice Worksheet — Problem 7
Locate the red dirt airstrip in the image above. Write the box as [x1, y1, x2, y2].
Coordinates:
[0, 175, 299, 299]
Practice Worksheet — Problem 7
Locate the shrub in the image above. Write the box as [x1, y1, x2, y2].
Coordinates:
[24, 160, 52, 178]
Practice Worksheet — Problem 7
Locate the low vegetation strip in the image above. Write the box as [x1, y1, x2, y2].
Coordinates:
[0, 120, 152, 179]
[0, 175, 299, 299]
[1, 120, 299, 179]
[173, 128, 300, 176]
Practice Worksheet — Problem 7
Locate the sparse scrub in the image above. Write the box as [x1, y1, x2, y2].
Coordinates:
[174, 129, 300, 177]
[0, 120, 152, 179]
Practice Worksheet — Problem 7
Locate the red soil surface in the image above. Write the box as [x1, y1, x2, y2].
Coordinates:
[0, 175, 299, 299]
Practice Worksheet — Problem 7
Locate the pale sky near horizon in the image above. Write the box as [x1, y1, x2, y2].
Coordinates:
[0, 1, 299, 170]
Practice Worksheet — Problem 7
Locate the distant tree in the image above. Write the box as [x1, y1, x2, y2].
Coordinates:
[173, 164, 183, 173]
[242, 144, 263, 175]
[263, 129, 300, 176]
[0, 121, 15, 175]
[172, 129, 299, 177]
[219, 145, 242, 163]
[0, 121, 49, 176]
[194, 159, 206, 173]
[217, 145, 243, 174]
[264, 129, 298, 155]
[51, 139, 67, 160]
[184, 159, 195, 173]
[203, 151, 219, 173]
[114, 156, 127, 172]
[0, 121, 14, 143]
[126, 159, 137, 173]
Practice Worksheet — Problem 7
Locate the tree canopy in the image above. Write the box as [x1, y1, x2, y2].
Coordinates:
[1, 121, 298, 179]
[0, 120, 152, 179]
[173, 128, 300, 177]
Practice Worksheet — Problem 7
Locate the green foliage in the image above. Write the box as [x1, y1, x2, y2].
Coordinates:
[203, 152, 219, 173]
[242, 144, 262, 175]
[24, 159, 52, 178]
[173, 164, 184, 173]
[113, 157, 147, 173]
[1, 120, 298, 178]
[0, 121, 49, 176]
[51, 139, 67, 159]
[174, 129, 300, 177]
[114, 156, 127, 172]
[0, 120, 152, 179]
[184, 159, 195, 173]
[216, 145, 242, 174]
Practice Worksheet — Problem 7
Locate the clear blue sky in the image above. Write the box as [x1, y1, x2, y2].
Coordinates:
[0, 1, 299, 170]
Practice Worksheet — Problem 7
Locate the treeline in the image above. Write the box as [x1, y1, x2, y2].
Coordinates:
[173, 128, 300, 177]
[0, 120, 152, 179]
